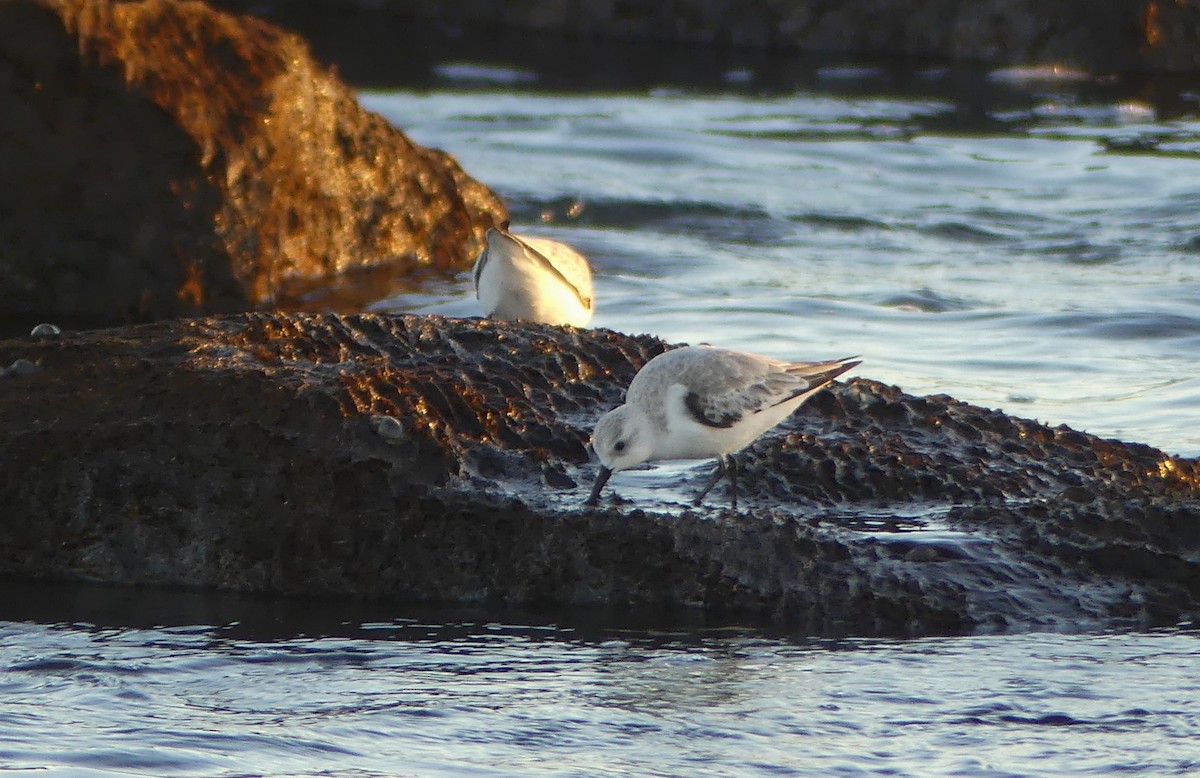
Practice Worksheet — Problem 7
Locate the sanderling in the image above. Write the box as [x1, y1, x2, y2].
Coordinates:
[473, 225, 594, 327]
[587, 346, 860, 508]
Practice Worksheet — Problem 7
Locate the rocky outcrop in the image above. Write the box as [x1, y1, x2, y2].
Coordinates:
[225, 0, 1200, 75]
[1, 313, 1197, 636]
[0, 0, 506, 325]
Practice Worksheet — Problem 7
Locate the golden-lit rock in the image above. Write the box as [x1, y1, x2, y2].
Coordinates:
[0, 0, 506, 324]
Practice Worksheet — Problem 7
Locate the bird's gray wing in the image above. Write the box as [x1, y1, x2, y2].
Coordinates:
[680, 354, 860, 429]
[682, 370, 808, 428]
[510, 234, 594, 310]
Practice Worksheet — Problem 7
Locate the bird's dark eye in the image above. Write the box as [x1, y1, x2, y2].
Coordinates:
[614, 441, 627, 452]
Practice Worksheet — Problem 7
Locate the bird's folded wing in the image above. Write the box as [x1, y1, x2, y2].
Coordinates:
[514, 235, 594, 309]
[684, 371, 813, 428]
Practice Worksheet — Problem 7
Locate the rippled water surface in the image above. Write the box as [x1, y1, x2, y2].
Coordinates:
[1, 587, 1198, 777]
[358, 67, 1200, 457]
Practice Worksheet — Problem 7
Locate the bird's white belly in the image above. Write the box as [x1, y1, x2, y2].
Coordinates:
[651, 391, 807, 461]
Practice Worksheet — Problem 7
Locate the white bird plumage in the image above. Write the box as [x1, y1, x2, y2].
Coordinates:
[472, 226, 594, 327]
[587, 346, 861, 508]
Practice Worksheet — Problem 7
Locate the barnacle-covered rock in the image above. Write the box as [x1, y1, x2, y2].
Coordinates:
[0, 313, 1196, 636]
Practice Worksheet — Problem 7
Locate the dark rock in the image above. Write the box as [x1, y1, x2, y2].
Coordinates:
[0, 313, 1197, 636]
[0, 0, 506, 325]
[1, 358, 41, 379]
[230, 0, 1200, 75]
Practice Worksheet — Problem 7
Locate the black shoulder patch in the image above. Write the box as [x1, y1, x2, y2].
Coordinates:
[685, 391, 741, 429]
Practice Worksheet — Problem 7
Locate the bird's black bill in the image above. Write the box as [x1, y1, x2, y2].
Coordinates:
[586, 465, 613, 505]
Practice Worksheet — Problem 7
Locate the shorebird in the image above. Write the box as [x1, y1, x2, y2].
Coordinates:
[587, 346, 860, 508]
[473, 226, 594, 327]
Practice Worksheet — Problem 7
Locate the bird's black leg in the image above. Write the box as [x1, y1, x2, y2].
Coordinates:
[726, 454, 738, 511]
[693, 457, 727, 506]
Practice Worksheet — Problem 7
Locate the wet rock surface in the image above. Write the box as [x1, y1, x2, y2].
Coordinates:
[1, 313, 1196, 636]
[0, 0, 506, 325]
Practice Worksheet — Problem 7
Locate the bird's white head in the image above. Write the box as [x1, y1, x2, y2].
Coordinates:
[587, 404, 653, 504]
[590, 404, 653, 473]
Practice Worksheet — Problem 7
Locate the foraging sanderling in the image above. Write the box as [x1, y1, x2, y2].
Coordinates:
[473, 226, 594, 327]
[587, 346, 860, 508]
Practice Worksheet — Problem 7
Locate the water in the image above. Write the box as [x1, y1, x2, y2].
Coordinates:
[1, 586, 1198, 777]
[354, 68, 1200, 458]
[11, 28, 1200, 776]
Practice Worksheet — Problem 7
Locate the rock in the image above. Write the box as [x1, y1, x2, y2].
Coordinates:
[369, 414, 408, 444]
[0, 312, 1197, 636]
[229, 0, 1200, 75]
[1, 358, 41, 379]
[0, 0, 506, 325]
